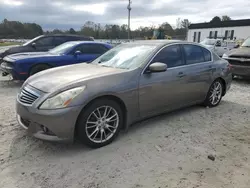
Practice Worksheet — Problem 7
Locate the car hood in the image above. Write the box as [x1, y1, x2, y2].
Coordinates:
[26, 63, 126, 93]
[204, 45, 214, 50]
[6, 52, 58, 61]
[227, 47, 250, 58]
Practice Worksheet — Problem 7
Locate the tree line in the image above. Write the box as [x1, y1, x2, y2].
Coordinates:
[0, 19, 43, 39]
[0, 16, 231, 40]
[0, 18, 190, 40]
[45, 19, 191, 40]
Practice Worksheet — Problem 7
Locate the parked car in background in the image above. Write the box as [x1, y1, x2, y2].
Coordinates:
[222, 37, 250, 77]
[0, 34, 94, 63]
[200, 38, 236, 57]
[16, 41, 232, 148]
[1, 41, 112, 80]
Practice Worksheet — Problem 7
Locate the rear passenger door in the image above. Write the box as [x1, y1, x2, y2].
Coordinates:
[181, 44, 213, 102]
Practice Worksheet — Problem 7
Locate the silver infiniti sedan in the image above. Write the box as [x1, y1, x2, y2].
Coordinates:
[16, 40, 232, 148]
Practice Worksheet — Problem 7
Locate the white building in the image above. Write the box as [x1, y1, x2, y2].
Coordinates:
[187, 19, 250, 43]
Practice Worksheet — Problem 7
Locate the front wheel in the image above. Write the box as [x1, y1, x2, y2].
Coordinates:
[203, 79, 223, 107]
[29, 64, 50, 76]
[76, 99, 123, 148]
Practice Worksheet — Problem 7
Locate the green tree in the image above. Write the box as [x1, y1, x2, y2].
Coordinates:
[210, 16, 221, 23]
[222, 15, 232, 21]
[69, 28, 76, 34]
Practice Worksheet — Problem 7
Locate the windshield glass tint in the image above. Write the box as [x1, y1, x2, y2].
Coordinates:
[242, 38, 250, 47]
[200, 39, 216, 45]
[92, 44, 157, 70]
[49, 42, 76, 54]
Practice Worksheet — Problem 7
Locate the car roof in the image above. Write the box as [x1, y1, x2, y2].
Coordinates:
[63, 41, 111, 46]
[120, 40, 202, 48]
[41, 34, 92, 38]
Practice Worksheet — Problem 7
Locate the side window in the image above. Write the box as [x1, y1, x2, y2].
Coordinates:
[54, 37, 68, 46]
[35, 37, 54, 46]
[74, 44, 108, 54]
[151, 45, 184, 68]
[93, 44, 109, 54]
[202, 48, 212, 62]
[183, 44, 205, 65]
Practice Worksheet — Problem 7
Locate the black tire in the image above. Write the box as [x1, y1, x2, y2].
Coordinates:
[29, 64, 50, 76]
[203, 79, 224, 107]
[76, 99, 123, 148]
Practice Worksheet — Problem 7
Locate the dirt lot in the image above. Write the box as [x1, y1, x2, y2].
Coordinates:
[0, 74, 250, 188]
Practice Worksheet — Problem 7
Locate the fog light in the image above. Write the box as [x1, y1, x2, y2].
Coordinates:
[41, 125, 48, 133]
[40, 125, 55, 136]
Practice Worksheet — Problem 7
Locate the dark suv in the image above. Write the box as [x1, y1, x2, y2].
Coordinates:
[0, 34, 94, 62]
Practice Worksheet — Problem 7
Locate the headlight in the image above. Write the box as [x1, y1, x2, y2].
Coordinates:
[222, 53, 228, 58]
[39, 87, 85, 109]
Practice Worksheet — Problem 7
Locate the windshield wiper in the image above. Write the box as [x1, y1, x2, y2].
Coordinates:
[100, 64, 111, 67]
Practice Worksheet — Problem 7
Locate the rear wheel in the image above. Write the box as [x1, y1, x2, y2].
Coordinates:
[203, 79, 223, 107]
[76, 99, 123, 148]
[29, 64, 50, 76]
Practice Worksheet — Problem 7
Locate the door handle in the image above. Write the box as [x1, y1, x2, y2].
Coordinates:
[177, 72, 186, 78]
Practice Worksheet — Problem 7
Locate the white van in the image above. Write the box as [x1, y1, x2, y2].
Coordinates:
[200, 39, 236, 57]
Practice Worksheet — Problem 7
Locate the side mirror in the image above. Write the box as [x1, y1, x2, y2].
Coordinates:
[149, 62, 167, 73]
[74, 50, 82, 56]
[31, 42, 36, 48]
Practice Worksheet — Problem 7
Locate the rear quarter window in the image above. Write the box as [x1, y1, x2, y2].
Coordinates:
[183, 44, 205, 64]
[54, 37, 68, 46]
[202, 48, 212, 62]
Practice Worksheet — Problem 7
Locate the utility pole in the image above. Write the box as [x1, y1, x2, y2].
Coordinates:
[127, 0, 132, 40]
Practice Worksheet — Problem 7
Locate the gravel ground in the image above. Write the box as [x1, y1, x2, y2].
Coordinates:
[0, 74, 250, 188]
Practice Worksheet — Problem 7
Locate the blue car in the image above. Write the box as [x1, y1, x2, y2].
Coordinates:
[0, 41, 112, 80]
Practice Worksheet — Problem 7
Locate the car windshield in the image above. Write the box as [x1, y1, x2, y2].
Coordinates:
[241, 38, 250, 47]
[49, 42, 77, 54]
[200, 39, 216, 46]
[92, 44, 157, 70]
[22, 36, 41, 46]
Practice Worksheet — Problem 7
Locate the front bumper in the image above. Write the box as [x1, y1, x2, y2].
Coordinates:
[16, 98, 83, 143]
[0, 62, 27, 80]
[231, 65, 250, 77]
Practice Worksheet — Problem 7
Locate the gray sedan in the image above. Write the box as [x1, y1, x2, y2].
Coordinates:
[16, 40, 232, 148]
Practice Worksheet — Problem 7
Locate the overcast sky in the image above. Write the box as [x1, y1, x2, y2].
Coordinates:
[0, 0, 250, 30]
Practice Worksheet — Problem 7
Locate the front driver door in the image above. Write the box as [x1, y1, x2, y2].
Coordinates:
[139, 44, 188, 117]
[214, 40, 228, 57]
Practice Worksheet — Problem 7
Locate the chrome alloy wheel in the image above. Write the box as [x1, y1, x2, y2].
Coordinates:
[209, 81, 222, 105]
[85, 106, 119, 143]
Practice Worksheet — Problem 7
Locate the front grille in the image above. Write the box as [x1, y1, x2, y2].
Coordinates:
[19, 87, 40, 105]
[228, 60, 250, 66]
